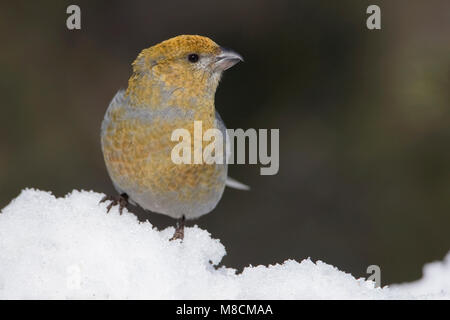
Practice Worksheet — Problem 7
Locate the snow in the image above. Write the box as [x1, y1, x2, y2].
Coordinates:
[0, 189, 448, 299]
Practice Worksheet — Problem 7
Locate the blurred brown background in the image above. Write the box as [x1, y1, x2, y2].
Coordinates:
[1, 0, 449, 285]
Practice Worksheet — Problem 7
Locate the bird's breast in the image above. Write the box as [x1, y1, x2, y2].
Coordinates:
[101, 93, 226, 217]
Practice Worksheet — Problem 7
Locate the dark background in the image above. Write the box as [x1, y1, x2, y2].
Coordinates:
[1, 0, 449, 286]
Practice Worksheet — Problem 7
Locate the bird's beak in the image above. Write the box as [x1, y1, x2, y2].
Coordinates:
[214, 47, 244, 72]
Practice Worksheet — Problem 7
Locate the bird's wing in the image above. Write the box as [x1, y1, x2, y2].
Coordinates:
[215, 110, 250, 191]
[226, 177, 250, 190]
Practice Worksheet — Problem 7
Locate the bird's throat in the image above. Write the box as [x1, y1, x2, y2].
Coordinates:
[125, 71, 217, 121]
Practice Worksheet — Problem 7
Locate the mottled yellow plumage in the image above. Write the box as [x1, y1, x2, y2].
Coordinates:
[101, 35, 244, 238]
[126, 35, 221, 110]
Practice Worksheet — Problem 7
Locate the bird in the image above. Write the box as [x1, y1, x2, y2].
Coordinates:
[100, 35, 248, 240]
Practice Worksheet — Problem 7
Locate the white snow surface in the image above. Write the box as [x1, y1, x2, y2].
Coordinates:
[0, 189, 448, 299]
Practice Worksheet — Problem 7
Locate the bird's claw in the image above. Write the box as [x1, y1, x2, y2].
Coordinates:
[170, 216, 186, 241]
[100, 193, 129, 215]
[170, 228, 184, 241]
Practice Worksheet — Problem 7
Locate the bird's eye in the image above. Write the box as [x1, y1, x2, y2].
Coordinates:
[188, 53, 199, 63]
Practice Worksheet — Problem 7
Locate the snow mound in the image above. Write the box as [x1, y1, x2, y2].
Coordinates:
[390, 254, 450, 299]
[0, 189, 448, 299]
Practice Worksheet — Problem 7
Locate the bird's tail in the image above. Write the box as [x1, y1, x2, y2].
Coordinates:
[226, 177, 250, 191]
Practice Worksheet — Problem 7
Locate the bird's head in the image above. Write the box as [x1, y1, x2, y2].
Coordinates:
[128, 35, 243, 107]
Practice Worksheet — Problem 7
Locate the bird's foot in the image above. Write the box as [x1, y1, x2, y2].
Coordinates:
[100, 193, 129, 215]
[170, 216, 186, 241]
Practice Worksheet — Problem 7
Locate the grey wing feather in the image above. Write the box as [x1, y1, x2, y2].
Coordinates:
[215, 110, 250, 191]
